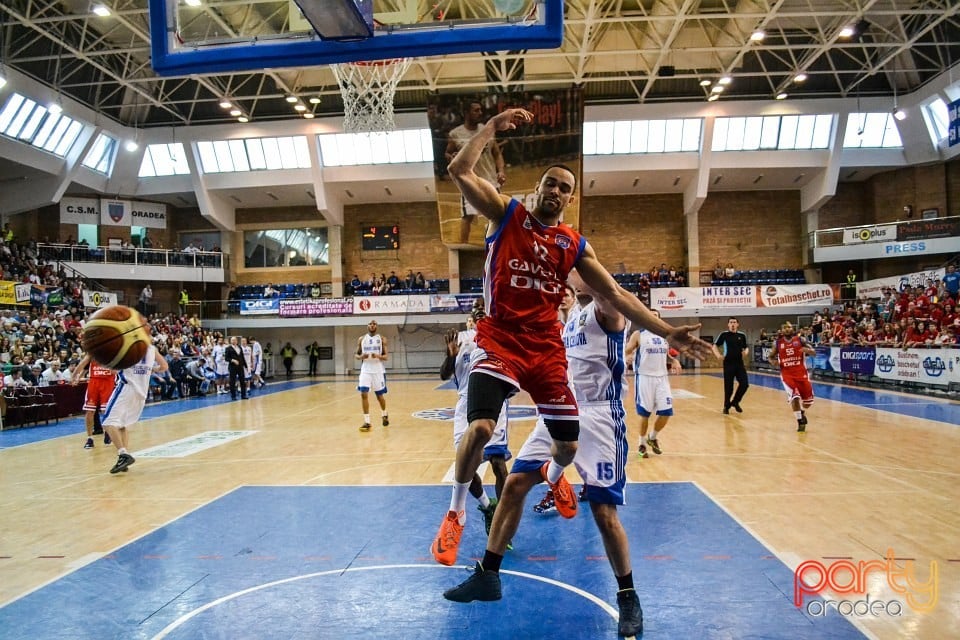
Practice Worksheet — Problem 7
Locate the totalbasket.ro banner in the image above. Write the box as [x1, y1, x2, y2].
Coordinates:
[794, 549, 938, 617]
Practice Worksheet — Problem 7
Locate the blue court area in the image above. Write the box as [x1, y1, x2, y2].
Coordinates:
[742, 372, 960, 425]
[0, 483, 865, 639]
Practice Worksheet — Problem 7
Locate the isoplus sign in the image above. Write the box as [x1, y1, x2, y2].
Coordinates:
[794, 549, 937, 617]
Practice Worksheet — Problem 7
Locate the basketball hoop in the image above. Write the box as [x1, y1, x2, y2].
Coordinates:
[331, 58, 412, 133]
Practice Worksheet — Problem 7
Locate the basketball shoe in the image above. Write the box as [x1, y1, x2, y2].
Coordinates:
[443, 562, 502, 603]
[430, 510, 464, 566]
[109, 453, 135, 474]
[533, 490, 556, 514]
[617, 589, 644, 637]
[646, 435, 661, 455]
[540, 462, 577, 518]
[359, 423, 371, 432]
[478, 498, 498, 535]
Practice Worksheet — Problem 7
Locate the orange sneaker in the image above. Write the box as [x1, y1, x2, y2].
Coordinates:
[430, 510, 464, 566]
[540, 462, 577, 519]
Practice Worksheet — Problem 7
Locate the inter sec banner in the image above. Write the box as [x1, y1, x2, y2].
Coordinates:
[874, 347, 950, 385]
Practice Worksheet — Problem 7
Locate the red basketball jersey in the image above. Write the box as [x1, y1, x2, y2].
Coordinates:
[90, 363, 114, 379]
[775, 335, 807, 373]
[483, 199, 586, 328]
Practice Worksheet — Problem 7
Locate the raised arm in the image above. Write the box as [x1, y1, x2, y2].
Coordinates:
[573, 246, 718, 361]
[447, 109, 531, 224]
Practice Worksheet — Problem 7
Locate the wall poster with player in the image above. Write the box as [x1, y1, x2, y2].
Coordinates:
[428, 88, 584, 248]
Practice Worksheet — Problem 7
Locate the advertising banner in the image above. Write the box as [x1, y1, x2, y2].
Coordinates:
[897, 217, 960, 241]
[278, 298, 353, 318]
[0, 281, 22, 305]
[239, 298, 280, 315]
[874, 347, 950, 385]
[857, 268, 945, 297]
[950, 98, 959, 147]
[15, 283, 31, 303]
[843, 224, 897, 244]
[839, 346, 876, 375]
[82, 290, 119, 308]
[353, 295, 431, 315]
[30, 285, 62, 307]
[812, 346, 834, 371]
[60, 196, 167, 228]
[698, 285, 756, 308]
[60, 197, 102, 225]
[757, 284, 834, 308]
[429, 294, 482, 313]
[650, 288, 701, 311]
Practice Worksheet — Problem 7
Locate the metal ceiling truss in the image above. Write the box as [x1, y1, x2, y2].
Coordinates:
[0, 0, 957, 127]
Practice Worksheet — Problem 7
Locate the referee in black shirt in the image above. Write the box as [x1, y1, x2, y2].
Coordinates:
[715, 317, 749, 414]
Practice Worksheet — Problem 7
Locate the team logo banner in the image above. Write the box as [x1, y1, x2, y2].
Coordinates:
[278, 298, 353, 317]
[839, 346, 876, 375]
[60, 197, 101, 225]
[757, 284, 834, 308]
[874, 347, 949, 385]
[239, 298, 280, 315]
[60, 197, 167, 228]
[100, 198, 131, 226]
[843, 224, 897, 244]
[82, 290, 118, 308]
[353, 295, 431, 315]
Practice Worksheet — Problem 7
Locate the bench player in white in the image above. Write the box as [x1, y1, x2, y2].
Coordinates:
[625, 311, 682, 457]
[356, 319, 388, 432]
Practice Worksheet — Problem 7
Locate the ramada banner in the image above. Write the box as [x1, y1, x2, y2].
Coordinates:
[651, 284, 834, 311]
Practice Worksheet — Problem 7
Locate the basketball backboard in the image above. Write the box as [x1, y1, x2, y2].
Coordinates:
[149, 0, 562, 76]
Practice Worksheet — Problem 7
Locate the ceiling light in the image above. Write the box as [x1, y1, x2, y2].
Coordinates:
[750, 30, 765, 42]
[238, 116, 249, 123]
[303, 113, 315, 119]
[184, 0, 202, 6]
[92, 4, 111, 17]
[793, 73, 807, 83]
[699, 79, 712, 87]
[0, 75, 6, 89]
[892, 108, 906, 121]
[125, 140, 139, 152]
[285, 95, 299, 103]
[718, 76, 732, 86]
[776, 92, 788, 100]
[707, 94, 719, 102]
[839, 25, 855, 38]
[229, 108, 241, 116]
[711, 85, 724, 93]
[308, 97, 321, 104]
[48, 102, 63, 115]
[294, 104, 307, 111]
[219, 99, 232, 109]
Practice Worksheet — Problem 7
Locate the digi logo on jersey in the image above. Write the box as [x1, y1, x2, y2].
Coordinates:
[508, 257, 560, 294]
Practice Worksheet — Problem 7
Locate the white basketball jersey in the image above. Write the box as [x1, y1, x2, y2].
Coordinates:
[457, 328, 477, 348]
[117, 345, 157, 398]
[359, 334, 385, 374]
[562, 302, 626, 403]
[634, 330, 670, 377]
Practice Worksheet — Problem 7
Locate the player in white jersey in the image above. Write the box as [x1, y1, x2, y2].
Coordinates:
[625, 311, 682, 458]
[212, 337, 228, 395]
[249, 338, 265, 388]
[241, 338, 254, 393]
[356, 319, 388, 432]
[101, 345, 168, 475]
[439, 310, 511, 543]
[445, 279, 644, 637]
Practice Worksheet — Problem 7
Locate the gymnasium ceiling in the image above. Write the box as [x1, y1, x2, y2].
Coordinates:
[1, 0, 959, 128]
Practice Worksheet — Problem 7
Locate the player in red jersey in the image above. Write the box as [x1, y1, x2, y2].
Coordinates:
[437, 107, 717, 607]
[73, 353, 117, 449]
[768, 322, 816, 432]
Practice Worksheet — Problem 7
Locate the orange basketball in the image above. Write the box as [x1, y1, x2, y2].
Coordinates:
[81, 305, 152, 369]
[668, 348, 680, 358]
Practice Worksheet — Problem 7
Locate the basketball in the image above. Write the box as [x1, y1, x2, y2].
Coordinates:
[81, 305, 152, 369]
[668, 348, 680, 358]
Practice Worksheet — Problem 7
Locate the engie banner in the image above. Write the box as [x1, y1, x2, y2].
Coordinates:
[240, 299, 280, 315]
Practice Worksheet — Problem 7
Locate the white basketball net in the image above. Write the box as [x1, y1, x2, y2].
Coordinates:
[331, 58, 412, 133]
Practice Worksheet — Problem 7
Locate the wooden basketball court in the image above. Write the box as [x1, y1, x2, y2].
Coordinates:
[0, 371, 956, 639]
